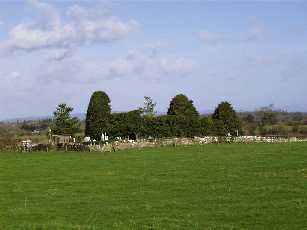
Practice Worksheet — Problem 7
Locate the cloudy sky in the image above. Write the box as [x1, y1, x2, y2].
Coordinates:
[0, 1, 307, 120]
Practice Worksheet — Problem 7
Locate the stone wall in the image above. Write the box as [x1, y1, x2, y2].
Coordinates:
[88, 136, 307, 152]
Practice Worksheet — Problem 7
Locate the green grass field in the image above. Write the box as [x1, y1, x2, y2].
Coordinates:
[0, 143, 306, 229]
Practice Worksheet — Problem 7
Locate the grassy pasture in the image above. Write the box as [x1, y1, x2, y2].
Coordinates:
[0, 143, 306, 229]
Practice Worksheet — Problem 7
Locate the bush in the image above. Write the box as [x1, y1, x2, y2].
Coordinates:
[0, 137, 18, 151]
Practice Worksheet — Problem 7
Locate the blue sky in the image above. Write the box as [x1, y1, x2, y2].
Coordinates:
[0, 1, 307, 120]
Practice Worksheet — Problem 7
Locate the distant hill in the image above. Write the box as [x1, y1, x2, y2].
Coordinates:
[1, 116, 51, 123]
[1, 113, 86, 123]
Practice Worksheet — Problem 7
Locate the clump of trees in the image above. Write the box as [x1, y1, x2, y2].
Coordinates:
[20, 119, 52, 132]
[238, 104, 307, 137]
[140, 95, 202, 138]
[83, 92, 242, 141]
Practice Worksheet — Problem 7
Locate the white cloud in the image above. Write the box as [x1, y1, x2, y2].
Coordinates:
[159, 57, 194, 75]
[10, 71, 21, 79]
[0, 71, 21, 81]
[0, 1, 137, 60]
[29, 0, 61, 28]
[45, 48, 73, 61]
[41, 48, 194, 83]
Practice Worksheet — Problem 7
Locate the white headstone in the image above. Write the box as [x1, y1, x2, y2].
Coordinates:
[84, 136, 91, 142]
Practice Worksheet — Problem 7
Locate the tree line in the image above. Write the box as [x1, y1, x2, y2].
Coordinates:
[51, 91, 242, 141]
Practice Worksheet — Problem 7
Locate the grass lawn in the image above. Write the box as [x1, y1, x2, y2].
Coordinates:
[0, 143, 306, 229]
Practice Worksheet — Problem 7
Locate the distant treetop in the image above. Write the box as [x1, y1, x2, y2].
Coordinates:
[167, 94, 199, 117]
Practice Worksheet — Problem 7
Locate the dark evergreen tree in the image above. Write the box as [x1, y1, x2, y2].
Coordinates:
[85, 91, 111, 140]
[167, 94, 199, 117]
[212, 101, 242, 136]
[51, 104, 80, 135]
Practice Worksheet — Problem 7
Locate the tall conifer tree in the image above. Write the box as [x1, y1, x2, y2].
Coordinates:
[85, 91, 111, 140]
